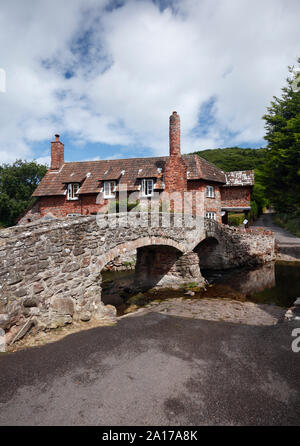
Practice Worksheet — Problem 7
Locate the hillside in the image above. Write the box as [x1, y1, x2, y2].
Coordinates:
[190, 147, 267, 172]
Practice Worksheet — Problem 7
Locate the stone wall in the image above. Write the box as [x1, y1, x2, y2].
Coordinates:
[197, 220, 275, 269]
[135, 247, 205, 288]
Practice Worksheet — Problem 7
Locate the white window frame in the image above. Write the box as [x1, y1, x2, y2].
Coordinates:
[206, 185, 215, 198]
[103, 180, 116, 199]
[206, 211, 216, 220]
[141, 179, 154, 197]
[67, 183, 80, 200]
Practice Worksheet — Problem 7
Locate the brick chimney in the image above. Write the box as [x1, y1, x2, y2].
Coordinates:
[169, 111, 181, 157]
[164, 111, 187, 193]
[51, 134, 64, 170]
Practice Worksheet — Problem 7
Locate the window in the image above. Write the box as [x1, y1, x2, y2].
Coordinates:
[103, 180, 116, 198]
[206, 211, 216, 220]
[206, 185, 215, 198]
[141, 179, 154, 197]
[67, 183, 80, 200]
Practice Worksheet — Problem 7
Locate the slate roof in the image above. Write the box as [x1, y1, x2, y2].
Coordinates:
[224, 170, 255, 187]
[33, 154, 233, 197]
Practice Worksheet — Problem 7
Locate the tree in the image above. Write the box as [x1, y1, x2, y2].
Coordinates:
[0, 160, 47, 227]
[262, 59, 300, 216]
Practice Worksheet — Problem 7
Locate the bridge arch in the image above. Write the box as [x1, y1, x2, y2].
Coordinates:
[96, 236, 185, 272]
[193, 236, 224, 270]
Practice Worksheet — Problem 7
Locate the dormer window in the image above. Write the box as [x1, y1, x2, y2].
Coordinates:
[141, 179, 154, 197]
[104, 180, 116, 199]
[206, 185, 215, 198]
[67, 183, 80, 200]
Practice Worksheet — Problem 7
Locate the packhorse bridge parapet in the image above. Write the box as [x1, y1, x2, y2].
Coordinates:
[0, 213, 275, 342]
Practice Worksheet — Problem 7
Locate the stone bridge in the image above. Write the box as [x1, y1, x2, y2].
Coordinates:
[0, 212, 275, 341]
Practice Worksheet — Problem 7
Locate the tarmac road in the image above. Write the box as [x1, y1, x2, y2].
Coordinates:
[252, 213, 300, 247]
[0, 313, 299, 426]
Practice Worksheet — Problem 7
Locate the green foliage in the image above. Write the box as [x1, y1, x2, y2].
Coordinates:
[262, 59, 300, 217]
[228, 213, 245, 226]
[0, 160, 47, 227]
[107, 199, 139, 213]
[249, 200, 258, 221]
[191, 146, 268, 172]
[273, 213, 300, 238]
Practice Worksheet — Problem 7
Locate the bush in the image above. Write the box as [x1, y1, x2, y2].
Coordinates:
[107, 199, 139, 213]
[228, 213, 245, 226]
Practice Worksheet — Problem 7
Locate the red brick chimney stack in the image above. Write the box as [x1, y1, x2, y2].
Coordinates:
[169, 111, 181, 157]
[51, 134, 64, 170]
[164, 111, 187, 193]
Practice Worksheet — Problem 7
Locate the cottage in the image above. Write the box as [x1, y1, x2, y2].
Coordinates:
[20, 112, 254, 225]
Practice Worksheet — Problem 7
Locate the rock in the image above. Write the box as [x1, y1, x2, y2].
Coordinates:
[23, 297, 38, 308]
[80, 311, 92, 322]
[0, 314, 9, 330]
[29, 307, 40, 316]
[101, 294, 123, 306]
[51, 296, 74, 315]
[33, 283, 44, 294]
[7, 274, 22, 286]
[15, 288, 27, 297]
[62, 262, 80, 273]
[95, 304, 117, 322]
[48, 315, 72, 329]
[185, 290, 195, 296]
[124, 304, 139, 314]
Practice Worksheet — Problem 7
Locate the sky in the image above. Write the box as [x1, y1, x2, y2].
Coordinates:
[0, 0, 299, 165]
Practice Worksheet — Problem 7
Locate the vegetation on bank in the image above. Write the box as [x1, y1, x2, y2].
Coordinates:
[261, 60, 300, 218]
[0, 160, 47, 227]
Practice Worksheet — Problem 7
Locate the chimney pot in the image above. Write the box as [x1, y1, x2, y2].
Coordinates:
[55, 134, 60, 141]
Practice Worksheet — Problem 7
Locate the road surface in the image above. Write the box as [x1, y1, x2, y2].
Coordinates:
[0, 313, 299, 426]
[252, 213, 300, 259]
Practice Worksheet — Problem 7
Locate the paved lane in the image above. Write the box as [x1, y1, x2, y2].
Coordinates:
[0, 313, 299, 426]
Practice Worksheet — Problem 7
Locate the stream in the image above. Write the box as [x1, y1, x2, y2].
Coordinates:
[101, 261, 300, 315]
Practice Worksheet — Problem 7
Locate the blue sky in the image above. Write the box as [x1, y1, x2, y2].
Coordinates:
[0, 0, 299, 165]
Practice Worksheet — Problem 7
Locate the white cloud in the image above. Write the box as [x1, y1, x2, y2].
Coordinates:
[0, 0, 299, 163]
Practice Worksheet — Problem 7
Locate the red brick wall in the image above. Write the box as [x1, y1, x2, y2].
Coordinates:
[38, 194, 106, 218]
[187, 181, 222, 223]
[221, 186, 251, 208]
[21, 186, 250, 224]
[164, 156, 187, 193]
